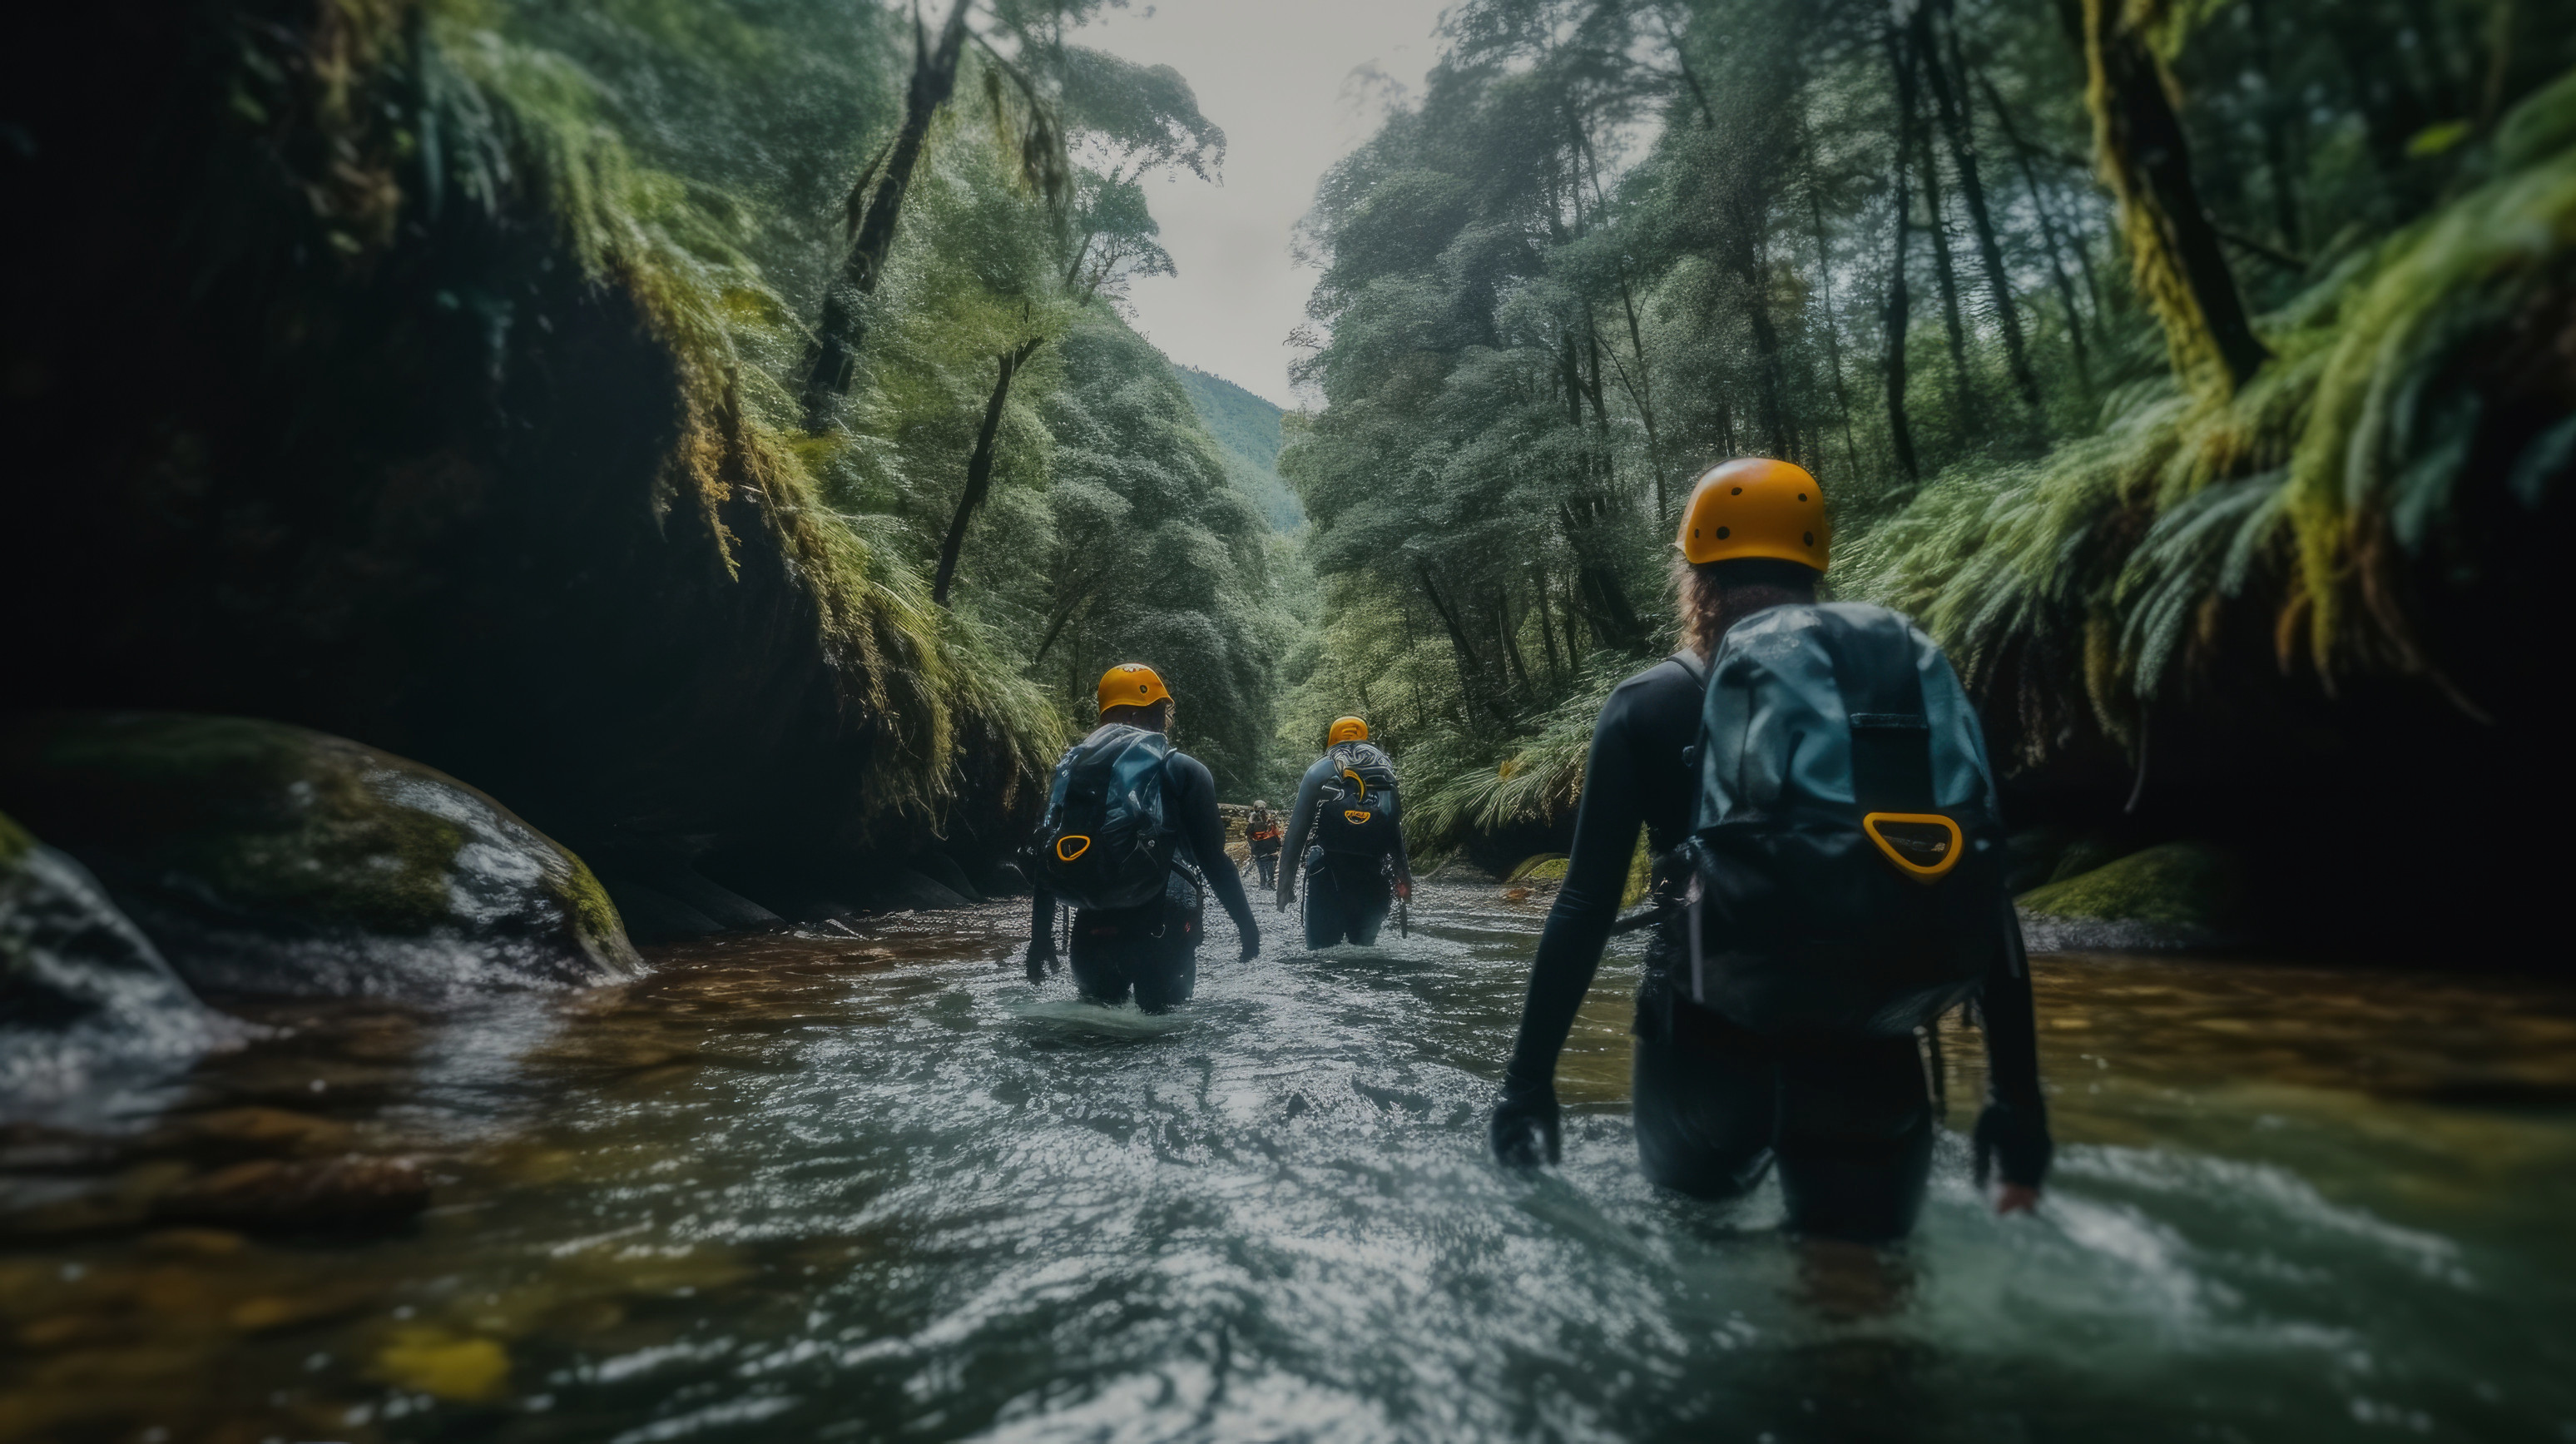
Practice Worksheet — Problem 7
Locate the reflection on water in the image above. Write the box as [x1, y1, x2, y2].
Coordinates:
[4, 886, 2574, 1442]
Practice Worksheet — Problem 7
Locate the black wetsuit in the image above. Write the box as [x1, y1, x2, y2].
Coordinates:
[1028, 747, 1258, 1012]
[1494, 640, 2050, 1241]
[1278, 752, 1414, 948]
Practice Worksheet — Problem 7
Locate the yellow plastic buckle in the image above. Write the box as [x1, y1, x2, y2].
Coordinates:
[1861, 811, 1961, 881]
[1342, 810, 1370, 826]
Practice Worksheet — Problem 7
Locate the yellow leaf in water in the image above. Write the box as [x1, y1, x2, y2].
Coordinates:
[373, 1329, 509, 1402]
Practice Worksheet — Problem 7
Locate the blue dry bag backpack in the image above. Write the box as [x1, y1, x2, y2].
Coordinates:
[1310, 741, 1402, 859]
[1679, 603, 2011, 1037]
[1035, 724, 1179, 911]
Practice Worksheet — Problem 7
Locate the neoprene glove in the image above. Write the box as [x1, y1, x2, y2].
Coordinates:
[1238, 921, 1261, 962]
[1025, 943, 1055, 985]
[1973, 1096, 2053, 1190]
[1489, 1078, 1561, 1169]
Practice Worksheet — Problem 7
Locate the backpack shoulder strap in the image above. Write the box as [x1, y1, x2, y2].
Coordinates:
[1667, 648, 1710, 777]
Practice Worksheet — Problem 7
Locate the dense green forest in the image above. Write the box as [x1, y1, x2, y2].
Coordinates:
[1286, 0, 2576, 934]
[6, 0, 2573, 943]
[1175, 364, 1307, 533]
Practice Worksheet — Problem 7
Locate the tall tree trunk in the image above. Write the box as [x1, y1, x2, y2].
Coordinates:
[1533, 562, 1563, 687]
[1924, 0, 2041, 409]
[1883, 22, 1924, 484]
[801, 0, 973, 431]
[1908, 37, 1978, 420]
[931, 335, 1046, 607]
[1802, 125, 1864, 477]
[1495, 590, 1533, 696]
[2083, 0, 2269, 393]
[1979, 71, 2096, 399]
[1418, 564, 1507, 727]
[1558, 500, 1648, 655]
[1612, 269, 1668, 524]
[1727, 213, 1794, 459]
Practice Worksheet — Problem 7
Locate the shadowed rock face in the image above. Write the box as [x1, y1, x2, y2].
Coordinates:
[0, 714, 640, 1001]
[1, 811, 240, 1120]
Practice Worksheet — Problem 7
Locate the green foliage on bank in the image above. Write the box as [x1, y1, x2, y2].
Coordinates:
[1287, 0, 2575, 850]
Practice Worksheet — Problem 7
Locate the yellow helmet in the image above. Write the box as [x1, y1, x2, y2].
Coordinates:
[1679, 458, 1830, 573]
[1097, 662, 1172, 716]
[1328, 716, 1369, 745]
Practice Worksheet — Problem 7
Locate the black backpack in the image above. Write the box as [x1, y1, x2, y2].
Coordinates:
[1678, 603, 2009, 1038]
[1311, 741, 1401, 858]
[1033, 725, 1179, 911]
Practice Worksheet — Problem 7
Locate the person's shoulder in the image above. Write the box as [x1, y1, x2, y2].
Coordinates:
[1164, 749, 1215, 784]
[1608, 653, 1701, 702]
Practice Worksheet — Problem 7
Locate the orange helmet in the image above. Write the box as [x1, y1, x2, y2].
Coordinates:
[1328, 716, 1369, 745]
[1678, 458, 1829, 573]
[1096, 662, 1172, 716]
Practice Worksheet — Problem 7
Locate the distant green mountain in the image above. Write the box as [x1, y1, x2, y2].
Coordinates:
[1172, 363, 1303, 533]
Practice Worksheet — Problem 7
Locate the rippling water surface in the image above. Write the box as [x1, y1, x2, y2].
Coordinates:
[6, 884, 2575, 1442]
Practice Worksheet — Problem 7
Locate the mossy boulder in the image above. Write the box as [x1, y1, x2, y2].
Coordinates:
[1505, 854, 1572, 884]
[0, 714, 639, 1000]
[2016, 841, 2248, 951]
[2, 810, 239, 1119]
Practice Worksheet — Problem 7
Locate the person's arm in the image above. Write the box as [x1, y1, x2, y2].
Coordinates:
[1027, 873, 1057, 983]
[1172, 755, 1260, 957]
[1491, 692, 1645, 1166]
[1276, 761, 1326, 910]
[1389, 787, 1414, 896]
[1973, 904, 2052, 1210]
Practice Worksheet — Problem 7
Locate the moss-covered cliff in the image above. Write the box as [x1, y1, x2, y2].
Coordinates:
[0, 0, 1059, 908]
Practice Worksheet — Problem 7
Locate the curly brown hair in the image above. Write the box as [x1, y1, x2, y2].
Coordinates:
[1672, 554, 1821, 658]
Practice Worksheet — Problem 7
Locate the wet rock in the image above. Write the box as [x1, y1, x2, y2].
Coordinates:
[884, 870, 971, 912]
[2017, 841, 2248, 950]
[1505, 854, 1571, 885]
[597, 875, 726, 945]
[145, 1107, 356, 1161]
[1423, 857, 1498, 885]
[915, 852, 983, 905]
[2, 810, 238, 1120]
[981, 860, 1031, 897]
[606, 860, 780, 933]
[151, 1154, 430, 1232]
[0, 713, 641, 1000]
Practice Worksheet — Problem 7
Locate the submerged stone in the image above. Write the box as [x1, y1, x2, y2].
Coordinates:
[1, 810, 239, 1121]
[0, 713, 640, 1000]
[151, 1154, 430, 1232]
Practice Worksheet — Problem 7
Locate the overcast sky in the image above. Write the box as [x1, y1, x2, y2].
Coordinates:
[1071, 0, 1452, 409]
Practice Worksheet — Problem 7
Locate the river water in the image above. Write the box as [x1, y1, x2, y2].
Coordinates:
[5, 883, 2574, 1443]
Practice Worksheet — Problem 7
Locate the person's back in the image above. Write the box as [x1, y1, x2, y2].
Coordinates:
[1276, 717, 1412, 948]
[1489, 459, 2051, 1243]
[1028, 665, 1259, 1011]
[1246, 802, 1283, 888]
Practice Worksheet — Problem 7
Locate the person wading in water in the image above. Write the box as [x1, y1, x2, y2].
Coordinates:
[1276, 717, 1414, 947]
[1487, 459, 2052, 1241]
[1027, 664, 1259, 1011]
[1245, 801, 1283, 889]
